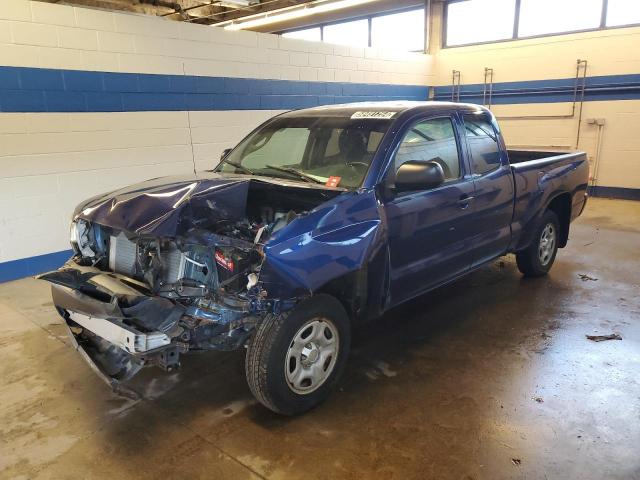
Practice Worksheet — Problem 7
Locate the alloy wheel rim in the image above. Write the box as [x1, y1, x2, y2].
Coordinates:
[285, 318, 339, 395]
[538, 223, 556, 266]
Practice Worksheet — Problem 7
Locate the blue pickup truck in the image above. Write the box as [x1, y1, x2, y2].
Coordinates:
[40, 102, 588, 414]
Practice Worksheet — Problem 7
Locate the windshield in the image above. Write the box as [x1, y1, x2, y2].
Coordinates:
[215, 116, 392, 189]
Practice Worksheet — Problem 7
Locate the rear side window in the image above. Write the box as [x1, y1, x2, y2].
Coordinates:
[394, 117, 461, 181]
[463, 115, 502, 175]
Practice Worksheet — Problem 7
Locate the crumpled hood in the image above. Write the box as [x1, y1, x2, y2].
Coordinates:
[74, 172, 336, 237]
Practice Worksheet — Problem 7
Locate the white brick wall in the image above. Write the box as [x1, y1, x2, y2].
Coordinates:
[0, 0, 434, 266]
[2, 0, 639, 270]
[431, 4, 640, 192]
[11, 22, 58, 47]
[11, 0, 640, 266]
[0, 0, 433, 84]
[0, 110, 280, 262]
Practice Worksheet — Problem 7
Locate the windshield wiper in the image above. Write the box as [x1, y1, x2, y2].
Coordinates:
[219, 158, 254, 175]
[265, 165, 325, 185]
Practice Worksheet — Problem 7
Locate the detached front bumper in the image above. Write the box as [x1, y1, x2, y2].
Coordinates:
[52, 284, 173, 354]
[39, 261, 253, 397]
[39, 264, 187, 397]
[62, 311, 144, 400]
[65, 309, 170, 354]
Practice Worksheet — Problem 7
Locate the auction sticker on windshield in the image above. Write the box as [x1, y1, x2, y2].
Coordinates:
[326, 176, 342, 188]
[350, 111, 396, 119]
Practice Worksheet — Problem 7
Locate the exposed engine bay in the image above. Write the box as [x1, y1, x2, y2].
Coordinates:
[39, 178, 342, 392]
[77, 188, 305, 298]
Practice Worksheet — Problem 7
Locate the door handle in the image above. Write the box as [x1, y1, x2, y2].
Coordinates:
[457, 195, 474, 208]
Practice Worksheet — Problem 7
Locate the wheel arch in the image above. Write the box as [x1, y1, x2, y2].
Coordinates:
[315, 267, 369, 324]
[314, 244, 390, 325]
[546, 192, 572, 248]
[516, 191, 572, 252]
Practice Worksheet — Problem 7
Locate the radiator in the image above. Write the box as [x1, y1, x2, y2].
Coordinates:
[108, 233, 137, 276]
[163, 249, 186, 284]
[108, 233, 186, 284]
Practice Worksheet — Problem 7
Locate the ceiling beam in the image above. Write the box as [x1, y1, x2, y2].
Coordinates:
[180, 1, 311, 24]
[38, 0, 426, 26]
[236, 0, 424, 32]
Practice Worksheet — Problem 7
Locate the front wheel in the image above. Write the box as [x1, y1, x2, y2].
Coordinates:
[245, 295, 350, 415]
[516, 210, 560, 277]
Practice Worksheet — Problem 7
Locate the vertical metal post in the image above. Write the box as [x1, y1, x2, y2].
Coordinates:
[488, 68, 494, 109]
[591, 122, 605, 187]
[483, 67, 494, 109]
[451, 70, 461, 102]
[575, 59, 588, 149]
[424, 0, 432, 54]
[600, 0, 609, 28]
[183, 62, 197, 175]
[513, 0, 521, 39]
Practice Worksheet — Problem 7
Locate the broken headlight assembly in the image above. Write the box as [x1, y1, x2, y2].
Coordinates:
[70, 219, 94, 257]
[70, 219, 107, 261]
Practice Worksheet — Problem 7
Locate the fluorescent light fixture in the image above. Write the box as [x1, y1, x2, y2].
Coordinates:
[221, 0, 382, 30]
[218, 0, 254, 7]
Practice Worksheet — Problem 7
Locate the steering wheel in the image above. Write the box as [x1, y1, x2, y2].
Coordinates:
[346, 161, 369, 170]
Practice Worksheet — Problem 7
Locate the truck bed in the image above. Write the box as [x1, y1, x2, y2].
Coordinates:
[506, 149, 589, 252]
[507, 149, 574, 164]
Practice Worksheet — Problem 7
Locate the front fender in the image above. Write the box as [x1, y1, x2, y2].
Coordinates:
[258, 190, 384, 300]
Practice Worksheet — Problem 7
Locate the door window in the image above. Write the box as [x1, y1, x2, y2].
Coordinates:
[394, 117, 461, 181]
[463, 115, 502, 175]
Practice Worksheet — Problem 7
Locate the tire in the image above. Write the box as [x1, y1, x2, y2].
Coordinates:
[516, 210, 560, 277]
[245, 294, 351, 415]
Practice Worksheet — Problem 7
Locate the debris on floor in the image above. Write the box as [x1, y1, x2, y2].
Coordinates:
[532, 396, 544, 403]
[511, 458, 522, 466]
[578, 274, 598, 281]
[586, 333, 622, 342]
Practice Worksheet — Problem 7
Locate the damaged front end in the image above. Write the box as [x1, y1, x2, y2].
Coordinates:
[39, 174, 343, 394]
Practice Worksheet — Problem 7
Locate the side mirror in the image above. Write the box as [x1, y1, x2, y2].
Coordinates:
[394, 160, 446, 192]
[220, 148, 232, 160]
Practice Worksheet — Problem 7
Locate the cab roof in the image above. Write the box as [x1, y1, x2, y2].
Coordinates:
[279, 101, 489, 119]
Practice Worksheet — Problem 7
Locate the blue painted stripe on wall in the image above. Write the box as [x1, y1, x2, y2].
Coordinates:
[0, 186, 637, 283]
[433, 73, 640, 104]
[588, 186, 640, 201]
[0, 250, 72, 284]
[0, 66, 428, 113]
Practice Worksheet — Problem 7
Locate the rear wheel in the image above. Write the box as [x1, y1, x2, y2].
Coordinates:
[245, 295, 350, 415]
[516, 210, 560, 277]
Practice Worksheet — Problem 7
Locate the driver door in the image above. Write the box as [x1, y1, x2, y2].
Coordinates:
[384, 115, 476, 305]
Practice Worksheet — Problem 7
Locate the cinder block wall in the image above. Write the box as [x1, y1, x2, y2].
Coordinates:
[430, 2, 640, 198]
[4, 0, 639, 282]
[0, 0, 433, 281]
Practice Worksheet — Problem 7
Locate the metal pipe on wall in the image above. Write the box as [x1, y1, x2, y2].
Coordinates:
[483, 67, 494, 109]
[590, 119, 606, 187]
[496, 59, 588, 121]
[574, 59, 588, 149]
[451, 70, 461, 102]
[495, 59, 588, 150]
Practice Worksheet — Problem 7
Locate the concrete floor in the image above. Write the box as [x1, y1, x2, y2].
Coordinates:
[1, 197, 639, 480]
